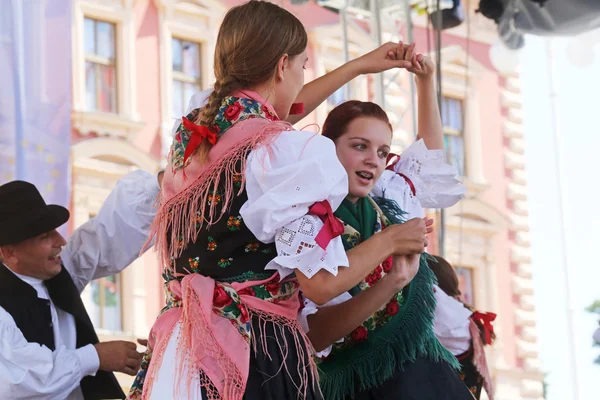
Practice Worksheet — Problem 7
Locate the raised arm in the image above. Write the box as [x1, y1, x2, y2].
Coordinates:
[403, 45, 444, 150]
[286, 42, 414, 125]
[62, 170, 162, 293]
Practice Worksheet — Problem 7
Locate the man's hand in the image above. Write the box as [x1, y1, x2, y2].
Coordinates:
[94, 340, 143, 376]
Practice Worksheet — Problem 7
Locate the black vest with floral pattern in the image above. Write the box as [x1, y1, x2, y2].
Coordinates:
[172, 164, 276, 283]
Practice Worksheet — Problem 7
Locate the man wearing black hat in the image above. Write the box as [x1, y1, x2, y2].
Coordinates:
[0, 170, 162, 400]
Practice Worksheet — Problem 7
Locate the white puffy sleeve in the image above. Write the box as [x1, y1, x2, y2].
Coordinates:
[0, 307, 99, 399]
[240, 130, 349, 280]
[371, 139, 465, 219]
[433, 285, 473, 356]
[62, 170, 160, 293]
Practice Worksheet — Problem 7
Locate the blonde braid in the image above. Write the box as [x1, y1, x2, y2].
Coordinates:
[191, 76, 240, 163]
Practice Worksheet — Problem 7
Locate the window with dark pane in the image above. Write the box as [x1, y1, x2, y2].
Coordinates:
[172, 38, 202, 119]
[441, 96, 466, 176]
[84, 18, 117, 113]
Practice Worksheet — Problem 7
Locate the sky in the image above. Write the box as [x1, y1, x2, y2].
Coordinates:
[521, 34, 600, 400]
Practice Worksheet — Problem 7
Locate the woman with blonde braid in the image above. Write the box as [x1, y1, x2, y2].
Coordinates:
[128, 2, 429, 399]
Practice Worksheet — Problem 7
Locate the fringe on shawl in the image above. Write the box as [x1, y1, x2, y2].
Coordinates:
[139, 286, 320, 400]
[317, 257, 460, 400]
[145, 120, 293, 272]
[173, 282, 245, 400]
[470, 319, 495, 400]
[249, 307, 322, 400]
[371, 196, 407, 224]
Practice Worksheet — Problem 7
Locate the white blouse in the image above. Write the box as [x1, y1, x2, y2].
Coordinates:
[182, 89, 351, 281]
[241, 130, 350, 280]
[433, 285, 472, 356]
[370, 139, 466, 219]
[0, 170, 160, 400]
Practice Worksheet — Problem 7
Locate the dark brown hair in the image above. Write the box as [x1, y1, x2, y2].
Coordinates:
[428, 255, 461, 298]
[193, 1, 308, 161]
[322, 100, 393, 142]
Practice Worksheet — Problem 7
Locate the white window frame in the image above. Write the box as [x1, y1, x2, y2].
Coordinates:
[83, 18, 118, 114]
[437, 45, 488, 187]
[170, 37, 204, 121]
[72, 0, 142, 139]
[441, 94, 467, 177]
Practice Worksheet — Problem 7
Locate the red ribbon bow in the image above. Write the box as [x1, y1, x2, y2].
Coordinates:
[181, 116, 218, 164]
[385, 152, 416, 196]
[472, 311, 497, 345]
[308, 200, 344, 250]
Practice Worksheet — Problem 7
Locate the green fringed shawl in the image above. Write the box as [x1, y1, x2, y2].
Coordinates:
[319, 196, 459, 400]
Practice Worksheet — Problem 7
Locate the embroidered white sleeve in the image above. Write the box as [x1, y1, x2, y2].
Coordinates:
[0, 307, 95, 399]
[241, 131, 349, 280]
[371, 139, 465, 218]
[298, 292, 353, 358]
[264, 215, 348, 279]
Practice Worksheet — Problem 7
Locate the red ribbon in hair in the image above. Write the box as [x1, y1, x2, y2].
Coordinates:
[385, 152, 416, 197]
[308, 200, 344, 250]
[471, 311, 497, 345]
[181, 116, 218, 164]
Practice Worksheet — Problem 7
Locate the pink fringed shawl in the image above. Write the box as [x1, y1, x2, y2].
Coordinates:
[469, 319, 495, 400]
[141, 273, 316, 400]
[148, 91, 294, 271]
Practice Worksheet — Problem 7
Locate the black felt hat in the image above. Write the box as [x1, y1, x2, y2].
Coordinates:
[0, 180, 69, 246]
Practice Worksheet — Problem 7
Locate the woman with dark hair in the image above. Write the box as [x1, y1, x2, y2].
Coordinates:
[428, 255, 497, 400]
[299, 46, 472, 399]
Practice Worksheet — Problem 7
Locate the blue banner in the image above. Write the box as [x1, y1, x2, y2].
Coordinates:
[0, 0, 72, 213]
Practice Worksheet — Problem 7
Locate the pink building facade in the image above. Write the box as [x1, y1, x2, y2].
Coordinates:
[67, 0, 542, 397]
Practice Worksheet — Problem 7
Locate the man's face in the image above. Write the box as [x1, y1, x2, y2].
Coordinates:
[1, 230, 66, 280]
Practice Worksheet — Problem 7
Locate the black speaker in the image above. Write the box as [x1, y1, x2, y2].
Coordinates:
[476, 0, 505, 24]
[429, 0, 465, 30]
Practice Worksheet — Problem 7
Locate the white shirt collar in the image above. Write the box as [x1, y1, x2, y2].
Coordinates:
[2, 263, 49, 300]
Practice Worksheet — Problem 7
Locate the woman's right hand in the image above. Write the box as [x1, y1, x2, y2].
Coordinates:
[382, 218, 430, 255]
